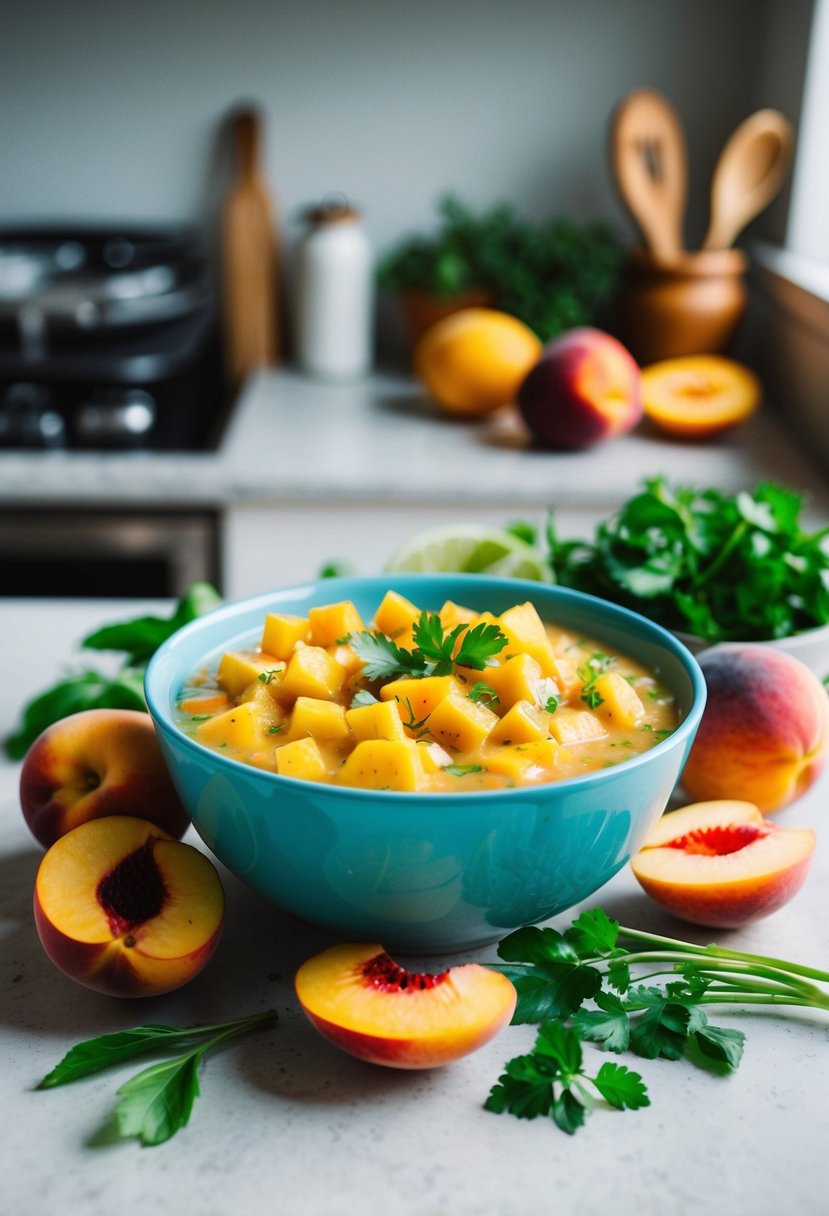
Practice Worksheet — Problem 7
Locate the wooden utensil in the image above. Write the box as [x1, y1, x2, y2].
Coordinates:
[701, 108, 794, 251]
[610, 88, 688, 262]
[221, 106, 279, 385]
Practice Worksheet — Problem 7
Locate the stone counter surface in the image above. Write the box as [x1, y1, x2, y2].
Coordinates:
[1, 369, 827, 511]
[1, 599, 828, 1216]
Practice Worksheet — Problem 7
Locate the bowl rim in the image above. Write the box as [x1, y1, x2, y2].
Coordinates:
[144, 573, 707, 804]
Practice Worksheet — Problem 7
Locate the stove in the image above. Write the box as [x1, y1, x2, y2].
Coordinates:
[0, 225, 229, 451]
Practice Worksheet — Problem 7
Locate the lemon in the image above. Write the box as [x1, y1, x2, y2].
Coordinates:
[385, 524, 552, 582]
[414, 308, 542, 416]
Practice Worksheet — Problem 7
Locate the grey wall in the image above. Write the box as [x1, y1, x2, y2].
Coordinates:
[1, 0, 814, 331]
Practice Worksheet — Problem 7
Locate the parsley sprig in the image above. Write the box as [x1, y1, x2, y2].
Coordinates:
[350, 611, 508, 683]
[486, 908, 829, 1134]
[38, 1010, 277, 1147]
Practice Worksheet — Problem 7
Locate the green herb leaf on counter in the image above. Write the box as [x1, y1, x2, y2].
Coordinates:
[486, 1022, 649, 1134]
[546, 479, 829, 643]
[4, 583, 222, 760]
[485, 907, 829, 1134]
[38, 1010, 277, 1148]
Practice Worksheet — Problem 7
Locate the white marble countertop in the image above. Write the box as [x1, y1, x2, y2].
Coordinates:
[1, 368, 827, 512]
[2, 598, 828, 1216]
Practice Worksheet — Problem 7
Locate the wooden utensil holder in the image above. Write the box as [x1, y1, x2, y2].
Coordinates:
[615, 248, 748, 365]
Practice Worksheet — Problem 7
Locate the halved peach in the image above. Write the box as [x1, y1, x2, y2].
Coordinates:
[34, 816, 224, 997]
[641, 354, 761, 439]
[630, 799, 815, 928]
[295, 942, 516, 1069]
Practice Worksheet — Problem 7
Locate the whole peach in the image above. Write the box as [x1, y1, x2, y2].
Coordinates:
[680, 645, 829, 812]
[517, 327, 643, 450]
[20, 708, 190, 847]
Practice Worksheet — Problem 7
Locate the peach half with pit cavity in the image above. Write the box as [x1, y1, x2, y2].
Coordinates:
[34, 815, 224, 997]
[630, 799, 815, 928]
[294, 942, 516, 1068]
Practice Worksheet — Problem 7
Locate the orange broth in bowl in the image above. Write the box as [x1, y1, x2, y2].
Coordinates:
[176, 590, 678, 793]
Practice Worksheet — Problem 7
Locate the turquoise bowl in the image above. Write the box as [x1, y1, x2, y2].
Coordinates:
[145, 574, 706, 953]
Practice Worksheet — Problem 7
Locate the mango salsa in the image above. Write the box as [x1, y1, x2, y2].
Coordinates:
[178, 594, 677, 793]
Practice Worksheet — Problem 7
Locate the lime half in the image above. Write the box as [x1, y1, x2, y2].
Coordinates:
[385, 524, 552, 583]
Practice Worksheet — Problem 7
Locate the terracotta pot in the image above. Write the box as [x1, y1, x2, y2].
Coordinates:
[400, 288, 496, 345]
[615, 247, 748, 365]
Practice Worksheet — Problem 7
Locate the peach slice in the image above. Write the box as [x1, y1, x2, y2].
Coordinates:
[34, 816, 224, 997]
[20, 708, 190, 848]
[641, 354, 761, 439]
[630, 799, 815, 928]
[295, 942, 516, 1069]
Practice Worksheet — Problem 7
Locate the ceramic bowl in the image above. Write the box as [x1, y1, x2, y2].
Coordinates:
[145, 574, 706, 953]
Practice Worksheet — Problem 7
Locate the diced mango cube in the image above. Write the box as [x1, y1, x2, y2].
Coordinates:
[275, 737, 328, 782]
[489, 699, 550, 745]
[216, 650, 284, 699]
[427, 685, 499, 753]
[439, 600, 478, 630]
[373, 589, 420, 638]
[345, 700, 406, 742]
[486, 739, 566, 781]
[237, 680, 288, 727]
[308, 600, 364, 647]
[196, 701, 275, 753]
[380, 675, 455, 720]
[261, 613, 310, 661]
[497, 601, 563, 681]
[481, 653, 544, 709]
[592, 672, 646, 729]
[280, 645, 346, 703]
[288, 697, 350, 742]
[549, 707, 608, 745]
[338, 739, 426, 791]
[327, 642, 363, 675]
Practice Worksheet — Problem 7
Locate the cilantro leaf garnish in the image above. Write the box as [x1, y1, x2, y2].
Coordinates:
[467, 682, 499, 707]
[445, 763, 485, 777]
[351, 612, 508, 683]
[38, 1011, 277, 1147]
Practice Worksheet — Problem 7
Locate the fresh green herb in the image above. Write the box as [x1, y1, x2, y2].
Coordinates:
[468, 682, 500, 708]
[38, 1011, 277, 1147]
[486, 907, 829, 1134]
[546, 479, 829, 643]
[543, 694, 561, 714]
[486, 1021, 649, 1134]
[377, 194, 623, 341]
[351, 612, 507, 683]
[399, 698, 432, 737]
[267, 724, 285, 735]
[445, 763, 486, 777]
[257, 669, 281, 685]
[577, 652, 613, 710]
[5, 583, 222, 760]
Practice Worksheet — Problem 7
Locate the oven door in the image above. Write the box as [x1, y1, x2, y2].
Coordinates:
[0, 509, 220, 597]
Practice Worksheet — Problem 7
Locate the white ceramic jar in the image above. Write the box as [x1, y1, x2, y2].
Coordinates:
[294, 197, 373, 380]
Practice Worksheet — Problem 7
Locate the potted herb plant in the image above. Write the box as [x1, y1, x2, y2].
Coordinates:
[377, 194, 624, 344]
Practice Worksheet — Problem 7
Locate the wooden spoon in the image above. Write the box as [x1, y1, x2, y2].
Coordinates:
[701, 109, 794, 251]
[610, 88, 688, 262]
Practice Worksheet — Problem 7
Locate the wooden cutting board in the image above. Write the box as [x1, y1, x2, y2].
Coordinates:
[221, 106, 279, 385]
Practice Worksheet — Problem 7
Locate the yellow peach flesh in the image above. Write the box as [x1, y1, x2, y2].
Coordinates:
[295, 942, 516, 1069]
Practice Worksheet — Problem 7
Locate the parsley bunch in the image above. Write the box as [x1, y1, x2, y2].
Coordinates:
[487, 908, 829, 1135]
[545, 479, 829, 643]
[350, 610, 508, 683]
